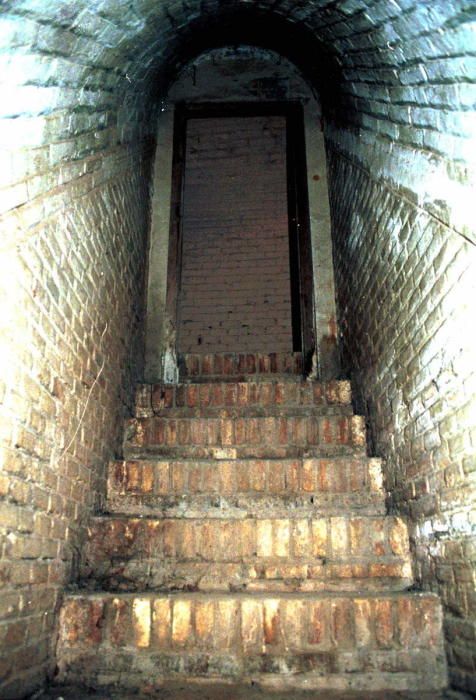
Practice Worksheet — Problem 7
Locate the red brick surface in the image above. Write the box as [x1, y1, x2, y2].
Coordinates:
[57, 592, 447, 692]
[107, 457, 382, 498]
[177, 117, 293, 354]
[81, 514, 412, 592]
[57, 354, 447, 691]
[124, 414, 366, 456]
[135, 379, 352, 416]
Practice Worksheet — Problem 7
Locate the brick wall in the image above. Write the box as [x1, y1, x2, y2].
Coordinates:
[0, 4, 163, 695]
[323, 5, 476, 693]
[0, 139, 154, 696]
[177, 115, 293, 354]
[328, 151, 475, 693]
[0, 31, 155, 689]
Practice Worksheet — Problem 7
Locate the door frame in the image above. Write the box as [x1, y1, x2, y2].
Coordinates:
[165, 101, 316, 366]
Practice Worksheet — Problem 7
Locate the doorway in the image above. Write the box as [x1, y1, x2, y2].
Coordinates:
[166, 102, 315, 362]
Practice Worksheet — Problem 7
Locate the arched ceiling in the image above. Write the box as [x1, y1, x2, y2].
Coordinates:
[2, 0, 473, 119]
[1, 0, 474, 234]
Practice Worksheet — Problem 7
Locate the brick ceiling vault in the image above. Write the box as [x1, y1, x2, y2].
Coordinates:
[3, 0, 474, 241]
[2, 0, 474, 122]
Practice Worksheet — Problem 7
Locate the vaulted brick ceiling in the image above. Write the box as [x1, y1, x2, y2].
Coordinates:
[3, 0, 473, 221]
[3, 0, 473, 119]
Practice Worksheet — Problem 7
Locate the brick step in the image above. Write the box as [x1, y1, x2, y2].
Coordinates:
[106, 458, 385, 516]
[80, 515, 411, 593]
[178, 352, 304, 381]
[133, 405, 354, 420]
[135, 380, 352, 418]
[133, 406, 354, 419]
[124, 415, 367, 460]
[57, 591, 447, 692]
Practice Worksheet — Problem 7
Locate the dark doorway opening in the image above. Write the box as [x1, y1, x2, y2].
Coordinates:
[166, 102, 315, 361]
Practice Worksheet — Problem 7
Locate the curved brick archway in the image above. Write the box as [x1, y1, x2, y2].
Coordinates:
[0, 1, 475, 696]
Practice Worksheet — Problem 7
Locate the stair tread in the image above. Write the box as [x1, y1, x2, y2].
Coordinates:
[39, 684, 457, 700]
[106, 505, 387, 518]
[134, 406, 355, 418]
[64, 588, 439, 600]
[91, 512, 396, 521]
[122, 451, 370, 460]
[126, 414, 363, 423]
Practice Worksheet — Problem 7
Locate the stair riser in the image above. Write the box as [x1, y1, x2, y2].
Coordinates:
[85, 516, 409, 563]
[178, 352, 303, 379]
[135, 381, 352, 418]
[124, 416, 366, 456]
[107, 458, 384, 511]
[81, 516, 411, 591]
[57, 593, 447, 691]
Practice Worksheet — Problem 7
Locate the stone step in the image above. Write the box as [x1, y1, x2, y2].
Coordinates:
[123, 415, 367, 460]
[178, 352, 304, 381]
[106, 457, 385, 517]
[80, 515, 411, 593]
[57, 591, 447, 693]
[134, 380, 352, 418]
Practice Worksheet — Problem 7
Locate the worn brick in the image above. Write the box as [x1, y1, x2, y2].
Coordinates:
[1, 1, 472, 693]
[172, 600, 192, 647]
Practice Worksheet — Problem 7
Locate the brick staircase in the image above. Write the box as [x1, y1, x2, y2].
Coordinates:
[56, 352, 448, 694]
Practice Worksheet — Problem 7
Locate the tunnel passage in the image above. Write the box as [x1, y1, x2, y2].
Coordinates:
[0, 1, 475, 698]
